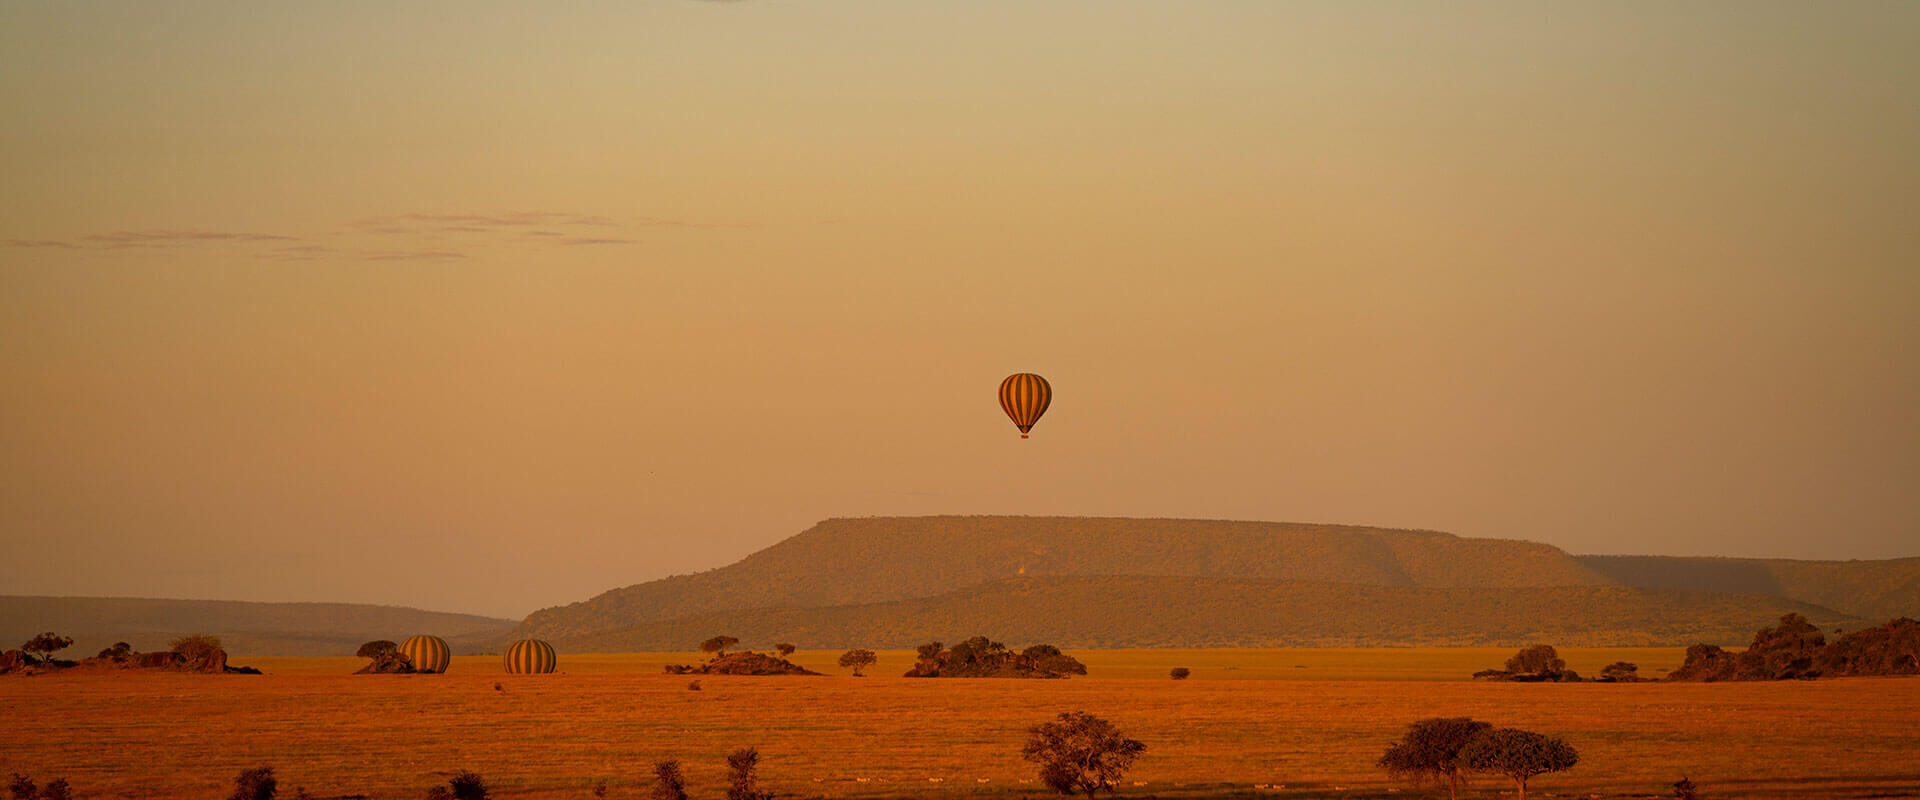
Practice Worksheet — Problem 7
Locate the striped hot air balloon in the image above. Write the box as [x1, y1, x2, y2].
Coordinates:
[503, 639, 557, 674]
[998, 373, 1052, 439]
[400, 634, 452, 674]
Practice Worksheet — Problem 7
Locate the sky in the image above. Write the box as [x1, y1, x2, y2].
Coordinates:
[3, 1, 1916, 620]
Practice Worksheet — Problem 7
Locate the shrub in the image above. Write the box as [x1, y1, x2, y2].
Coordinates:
[1021, 711, 1146, 796]
[8, 776, 69, 800]
[651, 759, 687, 800]
[838, 649, 877, 677]
[97, 642, 135, 661]
[425, 772, 488, 800]
[1599, 662, 1641, 682]
[1674, 776, 1699, 799]
[1458, 727, 1578, 800]
[774, 643, 796, 658]
[229, 767, 277, 800]
[1169, 667, 1190, 680]
[1377, 717, 1492, 800]
[726, 748, 770, 800]
[170, 634, 224, 661]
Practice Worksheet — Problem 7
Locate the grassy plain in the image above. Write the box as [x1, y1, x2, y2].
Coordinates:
[4, 650, 1915, 800]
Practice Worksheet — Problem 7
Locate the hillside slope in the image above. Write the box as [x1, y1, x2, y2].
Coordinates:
[519, 516, 1613, 640]
[550, 575, 1858, 651]
[1577, 555, 1920, 623]
[0, 596, 517, 657]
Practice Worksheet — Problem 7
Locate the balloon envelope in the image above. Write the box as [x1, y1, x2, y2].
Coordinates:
[400, 634, 451, 674]
[999, 373, 1051, 438]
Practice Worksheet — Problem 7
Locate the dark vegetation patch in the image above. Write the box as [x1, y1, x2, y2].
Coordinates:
[904, 636, 1087, 678]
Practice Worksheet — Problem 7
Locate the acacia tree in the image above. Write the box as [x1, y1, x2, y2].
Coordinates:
[774, 643, 796, 658]
[1376, 717, 1491, 800]
[838, 649, 877, 677]
[1021, 711, 1146, 796]
[700, 636, 740, 659]
[21, 632, 73, 662]
[1458, 728, 1578, 800]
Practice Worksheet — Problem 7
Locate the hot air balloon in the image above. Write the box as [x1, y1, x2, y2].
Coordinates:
[503, 639, 557, 674]
[400, 634, 451, 674]
[999, 373, 1051, 438]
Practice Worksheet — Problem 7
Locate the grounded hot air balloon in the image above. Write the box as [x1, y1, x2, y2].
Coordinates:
[400, 634, 452, 674]
[999, 373, 1051, 438]
[503, 639, 557, 674]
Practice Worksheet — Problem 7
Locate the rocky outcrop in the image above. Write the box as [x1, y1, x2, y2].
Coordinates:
[663, 651, 820, 676]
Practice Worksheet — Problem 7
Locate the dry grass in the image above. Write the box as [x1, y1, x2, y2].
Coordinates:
[4, 651, 1915, 799]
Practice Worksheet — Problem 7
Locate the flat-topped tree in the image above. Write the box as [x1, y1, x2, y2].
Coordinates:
[22, 632, 73, 663]
[1458, 728, 1579, 800]
[700, 636, 739, 660]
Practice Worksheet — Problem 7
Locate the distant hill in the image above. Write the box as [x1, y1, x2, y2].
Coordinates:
[0, 596, 517, 657]
[1576, 555, 1920, 624]
[516, 516, 1916, 650]
[519, 516, 1613, 641]
[550, 575, 1858, 651]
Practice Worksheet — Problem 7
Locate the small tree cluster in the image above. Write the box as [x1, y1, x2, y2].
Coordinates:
[1169, 667, 1191, 680]
[1474, 644, 1581, 682]
[906, 637, 1088, 678]
[9, 774, 70, 800]
[1378, 718, 1578, 800]
[1021, 711, 1146, 796]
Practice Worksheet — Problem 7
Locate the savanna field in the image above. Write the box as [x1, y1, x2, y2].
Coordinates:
[5, 650, 1917, 800]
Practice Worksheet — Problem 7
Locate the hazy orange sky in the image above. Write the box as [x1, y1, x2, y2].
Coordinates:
[3, 2, 1916, 619]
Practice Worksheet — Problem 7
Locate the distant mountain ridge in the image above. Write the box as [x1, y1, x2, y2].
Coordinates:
[516, 516, 1920, 650]
[0, 596, 517, 657]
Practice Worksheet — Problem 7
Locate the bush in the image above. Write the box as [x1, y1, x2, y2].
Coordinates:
[1169, 667, 1190, 680]
[1377, 717, 1492, 800]
[425, 772, 488, 800]
[8, 775, 69, 800]
[229, 767, 277, 800]
[1458, 727, 1578, 800]
[1674, 776, 1699, 799]
[774, 643, 796, 658]
[651, 760, 687, 800]
[1599, 661, 1641, 682]
[1021, 711, 1146, 796]
[170, 634, 224, 661]
[726, 748, 770, 800]
[97, 642, 135, 661]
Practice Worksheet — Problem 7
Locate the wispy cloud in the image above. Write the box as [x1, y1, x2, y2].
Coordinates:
[80, 229, 299, 248]
[5, 239, 80, 248]
[361, 250, 466, 262]
[351, 211, 618, 234]
[560, 237, 634, 246]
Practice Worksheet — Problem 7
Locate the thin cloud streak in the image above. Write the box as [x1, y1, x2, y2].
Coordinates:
[80, 230, 299, 247]
[5, 239, 80, 248]
[360, 250, 466, 261]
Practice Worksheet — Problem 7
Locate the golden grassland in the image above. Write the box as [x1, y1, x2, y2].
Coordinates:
[4, 650, 1916, 800]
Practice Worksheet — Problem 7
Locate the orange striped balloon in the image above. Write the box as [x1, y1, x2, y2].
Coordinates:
[998, 373, 1052, 438]
[503, 639, 557, 674]
[400, 634, 451, 674]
